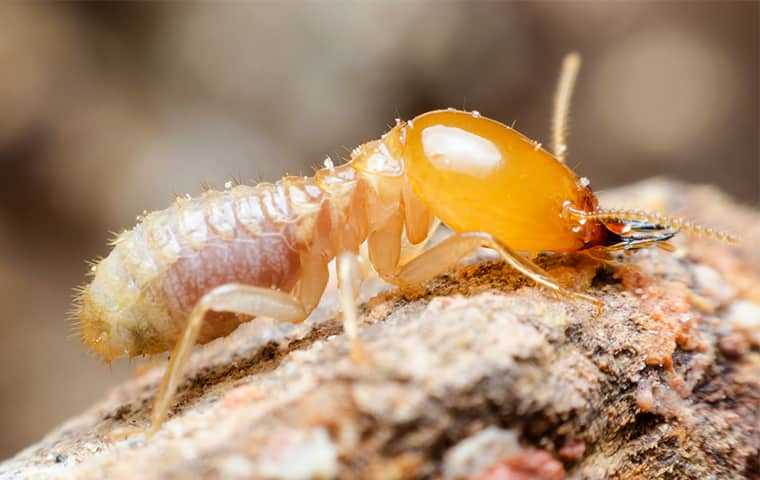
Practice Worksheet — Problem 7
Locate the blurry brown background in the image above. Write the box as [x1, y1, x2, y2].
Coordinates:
[0, 1, 757, 458]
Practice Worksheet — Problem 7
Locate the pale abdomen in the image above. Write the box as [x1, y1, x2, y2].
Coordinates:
[77, 180, 327, 360]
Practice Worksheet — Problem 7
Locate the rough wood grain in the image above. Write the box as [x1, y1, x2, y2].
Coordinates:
[1, 179, 758, 480]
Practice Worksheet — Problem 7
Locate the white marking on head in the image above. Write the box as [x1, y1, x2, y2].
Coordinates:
[421, 125, 502, 178]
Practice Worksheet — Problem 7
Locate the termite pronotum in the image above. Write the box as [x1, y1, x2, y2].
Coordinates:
[73, 52, 737, 434]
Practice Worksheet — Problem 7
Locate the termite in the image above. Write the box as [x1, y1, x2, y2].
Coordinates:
[73, 52, 736, 435]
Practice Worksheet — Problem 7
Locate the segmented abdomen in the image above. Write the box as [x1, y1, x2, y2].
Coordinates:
[78, 173, 365, 360]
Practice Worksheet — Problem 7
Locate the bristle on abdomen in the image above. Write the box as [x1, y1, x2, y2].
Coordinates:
[585, 207, 738, 244]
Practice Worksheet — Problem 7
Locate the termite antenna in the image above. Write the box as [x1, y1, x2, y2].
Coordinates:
[552, 52, 582, 163]
[566, 204, 738, 244]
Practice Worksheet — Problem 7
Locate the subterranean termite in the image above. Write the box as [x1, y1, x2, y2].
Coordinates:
[73, 52, 736, 434]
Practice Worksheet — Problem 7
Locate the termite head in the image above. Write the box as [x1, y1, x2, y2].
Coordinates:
[399, 109, 608, 253]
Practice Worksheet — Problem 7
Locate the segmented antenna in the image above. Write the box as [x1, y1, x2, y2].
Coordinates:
[552, 52, 582, 163]
[572, 206, 738, 244]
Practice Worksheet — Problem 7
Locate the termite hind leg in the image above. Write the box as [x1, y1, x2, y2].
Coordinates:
[336, 251, 370, 364]
[149, 283, 307, 436]
[389, 231, 603, 311]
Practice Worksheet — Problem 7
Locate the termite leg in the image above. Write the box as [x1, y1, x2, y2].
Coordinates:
[399, 218, 443, 265]
[368, 210, 403, 279]
[360, 217, 437, 282]
[296, 252, 330, 313]
[402, 178, 434, 244]
[149, 283, 307, 435]
[387, 231, 603, 310]
[336, 251, 370, 364]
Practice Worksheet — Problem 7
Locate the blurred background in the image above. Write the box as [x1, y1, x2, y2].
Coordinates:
[0, 1, 757, 458]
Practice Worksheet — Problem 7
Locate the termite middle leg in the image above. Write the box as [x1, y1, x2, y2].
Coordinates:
[336, 251, 370, 363]
[149, 283, 308, 435]
[380, 231, 602, 308]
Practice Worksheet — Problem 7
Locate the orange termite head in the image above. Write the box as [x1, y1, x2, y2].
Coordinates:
[396, 109, 607, 254]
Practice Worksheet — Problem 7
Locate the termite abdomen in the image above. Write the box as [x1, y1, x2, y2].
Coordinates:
[77, 181, 330, 361]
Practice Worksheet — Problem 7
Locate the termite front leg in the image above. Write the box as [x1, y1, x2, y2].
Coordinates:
[388, 231, 602, 309]
[336, 251, 370, 363]
[149, 284, 307, 435]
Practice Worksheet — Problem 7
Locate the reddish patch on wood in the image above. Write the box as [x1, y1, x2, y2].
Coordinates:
[558, 438, 586, 461]
[616, 267, 704, 369]
[473, 449, 565, 480]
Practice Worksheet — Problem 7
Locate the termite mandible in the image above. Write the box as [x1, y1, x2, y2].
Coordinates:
[73, 52, 736, 434]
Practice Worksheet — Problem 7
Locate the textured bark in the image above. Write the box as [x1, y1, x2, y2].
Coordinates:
[1, 179, 758, 480]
